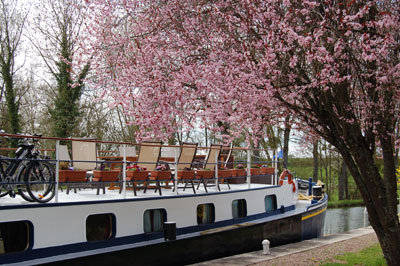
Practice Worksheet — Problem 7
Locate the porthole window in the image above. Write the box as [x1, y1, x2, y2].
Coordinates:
[232, 199, 247, 219]
[197, 203, 215, 225]
[143, 209, 167, 233]
[86, 213, 114, 242]
[0, 221, 31, 254]
[265, 195, 277, 212]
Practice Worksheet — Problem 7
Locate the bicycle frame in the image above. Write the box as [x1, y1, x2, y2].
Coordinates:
[0, 139, 41, 199]
[1, 145, 34, 180]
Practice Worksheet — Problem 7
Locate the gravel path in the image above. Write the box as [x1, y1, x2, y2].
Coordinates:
[252, 233, 379, 266]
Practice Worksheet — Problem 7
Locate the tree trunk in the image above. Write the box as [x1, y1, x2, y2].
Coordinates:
[312, 140, 318, 182]
[204, 128, 208, 148]
[335, 138, 400, 266]
[3, 70, 19, 133]
[252, 141, 260, 164]
[3, 65, 20, 147]
[282, 115, 291, 169]
[344, 163, 349, 200]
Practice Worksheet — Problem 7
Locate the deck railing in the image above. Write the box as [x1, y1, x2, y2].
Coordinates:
[0, 133, 280, 203]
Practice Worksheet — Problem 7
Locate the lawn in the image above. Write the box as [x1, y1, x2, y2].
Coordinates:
[320, 244, 386, 266]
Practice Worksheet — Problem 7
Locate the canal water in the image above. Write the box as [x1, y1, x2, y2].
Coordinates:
[324, 207, 368, 235]
[324, 205, 400, 235]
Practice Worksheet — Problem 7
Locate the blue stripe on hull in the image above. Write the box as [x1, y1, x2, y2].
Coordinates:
[0, 205, 296, 265]
[1, 200, 328, 265]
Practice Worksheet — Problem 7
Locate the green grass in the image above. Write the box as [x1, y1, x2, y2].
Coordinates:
[320, 244, 386, 266]
[288, 158, 314, 180]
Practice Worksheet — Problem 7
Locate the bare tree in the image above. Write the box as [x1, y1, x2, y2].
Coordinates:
[28, 0, 89, 138]
[0, 0, 28, 143]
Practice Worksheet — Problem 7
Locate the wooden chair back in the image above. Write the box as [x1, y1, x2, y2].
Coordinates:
[203, 144, 222, 170]
[137, 141, 162, 170]
[177, 142, 198, 170]
[71, 139, 97, 170]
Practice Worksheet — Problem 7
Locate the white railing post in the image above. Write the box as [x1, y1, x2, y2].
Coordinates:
[55, 140, 60, 203]
[247, 149, 251, 189]
[215, 151, 219, 191]
[122, 144, 127, 199]
[175, 145, 179, 195]
[273, 150, 277, 186]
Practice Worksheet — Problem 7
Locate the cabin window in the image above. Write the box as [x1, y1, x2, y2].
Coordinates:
[265, 195, 277, 212]
[143, 209, 167, 233]
[86, 213, 114, 242]
[232, 199, 247, 219]
[197, 204, 215, 225]
[0, 221, 31, 254]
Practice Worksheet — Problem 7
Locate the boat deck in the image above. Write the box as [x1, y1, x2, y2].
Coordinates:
[0, 182, 274, 206]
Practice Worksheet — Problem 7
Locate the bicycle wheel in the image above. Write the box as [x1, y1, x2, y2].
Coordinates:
[24, 160, 55, 203]
[17, 163, 35, 202]
[0, 159, 10, 197]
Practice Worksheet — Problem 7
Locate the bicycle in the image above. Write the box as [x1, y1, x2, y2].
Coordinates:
[0, 132, 56, 203]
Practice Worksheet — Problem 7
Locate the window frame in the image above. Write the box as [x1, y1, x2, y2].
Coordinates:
[143, 208, 167, 234]
[0, 220, 33, 254]
[264, 194, 277, 213]
[86, 213, 115, 242]
[196, 203, 215, 225]
[232, 199, 247, 219]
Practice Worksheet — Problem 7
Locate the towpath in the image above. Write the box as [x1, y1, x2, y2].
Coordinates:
[191, 227, 377, 266]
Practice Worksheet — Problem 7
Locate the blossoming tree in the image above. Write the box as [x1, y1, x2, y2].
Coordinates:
[82, 1, 400, 264]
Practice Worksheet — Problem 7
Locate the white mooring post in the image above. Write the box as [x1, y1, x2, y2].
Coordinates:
[262, 239, 270, 255]
[55, 140, 60, 203]
[122, 144, 127, 199]
[364, 207, 368, 228]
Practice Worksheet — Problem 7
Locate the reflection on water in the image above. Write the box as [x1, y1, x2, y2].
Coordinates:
[324, 205, 400, 235]
[324, 207, 369, 235]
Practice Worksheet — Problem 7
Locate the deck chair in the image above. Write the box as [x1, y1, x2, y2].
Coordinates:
[71, 139, 102, 194]
[58, 144, 90, 194]
[137, 141, 162, 170]
[172, 142, 198, 194]
[123, 141, 163, 196]
[197, 144, 222, 192]
[72, 139, 97, 171]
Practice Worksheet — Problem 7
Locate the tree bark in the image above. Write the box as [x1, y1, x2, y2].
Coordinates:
[282, 115, 291, 169]
[252, 141, 260, 164]
[337, 141, 400, 266]
[312, 140, 318, 182]
[3, 65, 20, 137]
